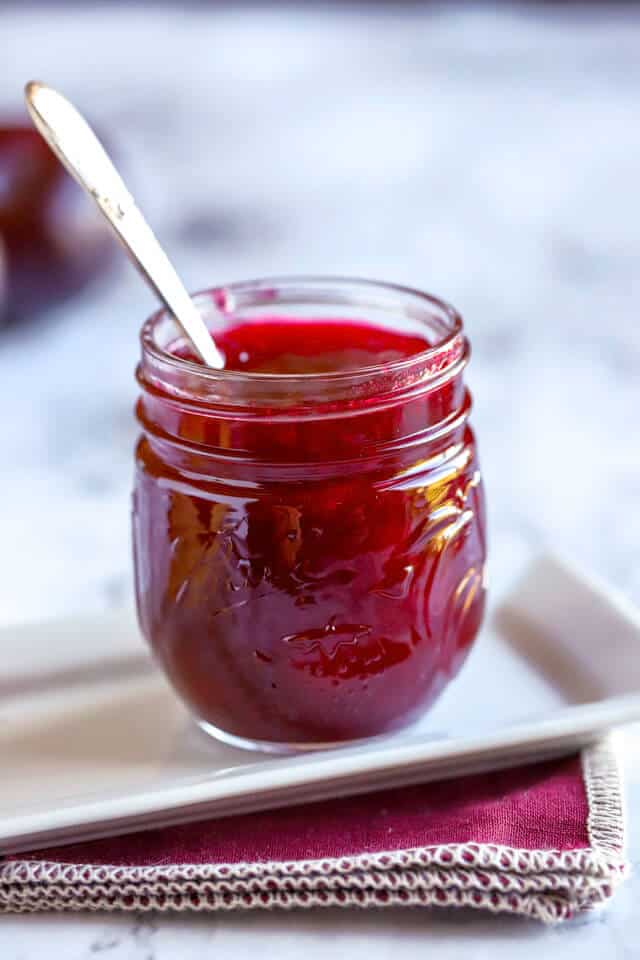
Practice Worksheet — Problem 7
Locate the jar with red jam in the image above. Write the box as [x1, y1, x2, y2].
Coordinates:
[0, 126, 112, 325]
[133, 277, 487, 751]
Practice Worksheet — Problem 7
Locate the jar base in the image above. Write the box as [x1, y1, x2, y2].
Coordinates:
[196, 718, 409, 755]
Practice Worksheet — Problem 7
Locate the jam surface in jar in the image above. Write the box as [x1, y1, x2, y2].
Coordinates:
[133, 283, 487, 749]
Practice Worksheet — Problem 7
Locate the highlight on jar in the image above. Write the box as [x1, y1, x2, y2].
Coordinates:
[133, 277, 488, 752]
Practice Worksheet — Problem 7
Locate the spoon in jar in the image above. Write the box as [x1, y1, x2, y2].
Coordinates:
[24, 81, 224, 369]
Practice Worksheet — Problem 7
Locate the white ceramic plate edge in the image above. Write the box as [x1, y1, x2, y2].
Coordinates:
[3, 694, 639, 854]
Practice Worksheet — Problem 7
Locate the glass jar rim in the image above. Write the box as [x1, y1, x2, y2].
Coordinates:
[139, 275, 466, 409]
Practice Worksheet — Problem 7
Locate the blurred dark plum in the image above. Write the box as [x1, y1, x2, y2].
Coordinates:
[0, 125, 114, 326]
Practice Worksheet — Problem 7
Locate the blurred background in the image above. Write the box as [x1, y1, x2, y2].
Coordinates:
[1, 1, 639, 623]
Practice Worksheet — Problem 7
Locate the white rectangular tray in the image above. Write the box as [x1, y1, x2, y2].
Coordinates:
[2, 554, 640, 855]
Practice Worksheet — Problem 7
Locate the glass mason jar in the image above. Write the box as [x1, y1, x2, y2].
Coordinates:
[133, 277, 487, 752]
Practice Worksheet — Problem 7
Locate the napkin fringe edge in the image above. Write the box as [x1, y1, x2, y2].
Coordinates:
[582, 735, 625, 860]
[0, 739, 627, 923]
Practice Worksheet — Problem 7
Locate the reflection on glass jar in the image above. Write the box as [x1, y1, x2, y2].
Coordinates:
[133, 277, 487, 751]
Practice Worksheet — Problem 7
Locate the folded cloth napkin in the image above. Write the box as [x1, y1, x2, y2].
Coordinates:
[0, 738, 626, 923]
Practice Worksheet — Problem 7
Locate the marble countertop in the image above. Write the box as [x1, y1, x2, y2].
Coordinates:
[1, 2, 639, 956]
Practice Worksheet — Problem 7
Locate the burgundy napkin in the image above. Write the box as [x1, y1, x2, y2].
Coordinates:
[0, 738, 626, 923]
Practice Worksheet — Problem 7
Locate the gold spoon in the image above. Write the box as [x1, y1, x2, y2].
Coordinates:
[24, 81, 224, 369]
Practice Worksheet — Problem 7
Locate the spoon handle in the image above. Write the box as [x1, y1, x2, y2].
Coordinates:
[24, 81, 224, 369]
